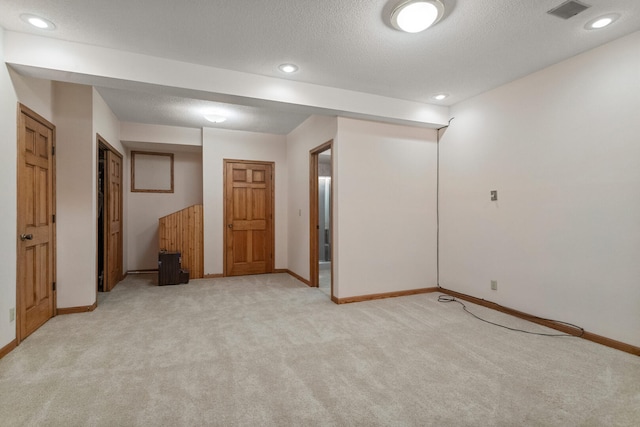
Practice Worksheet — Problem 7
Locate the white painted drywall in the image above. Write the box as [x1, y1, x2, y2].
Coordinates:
[3, 32, 449, 128]
[121, 122, 202, 147]
[53, 82, 96, 308]
[439, 31, 640, 347]
[286, 115, 338, 281]
[202, 128, 287, 275]
[0, 28, 19, 348]
[334, 118, 438, 298]
[127, 149, 203, 270]
[8, 69, 54, 122]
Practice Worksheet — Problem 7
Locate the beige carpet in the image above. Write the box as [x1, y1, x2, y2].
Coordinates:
[1, 273, 638, 426]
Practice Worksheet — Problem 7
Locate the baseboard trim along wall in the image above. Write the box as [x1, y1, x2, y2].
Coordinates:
[438, 287, 640, 357]
[282, 269, 312, 286]
[203, 273, 224, 279]
[0, 339, 17, 360]
[335, 287, 440, 304]
[57, 301, 98, 315]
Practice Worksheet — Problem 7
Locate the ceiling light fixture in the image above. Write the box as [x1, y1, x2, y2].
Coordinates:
[585, 13, 620, 30]
[278, 64, 299, 73]
[391, 0, 445, 33]
[204, 114, 227, 123]
[432, 93, 448, 101]
[20, 13, 56, 30]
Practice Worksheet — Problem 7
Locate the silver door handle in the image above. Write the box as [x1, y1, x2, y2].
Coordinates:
[227, 224, 233, 229]
[20, 234, 33, 241]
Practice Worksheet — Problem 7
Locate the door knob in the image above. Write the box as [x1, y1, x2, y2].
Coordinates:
[227, 224, 233, 229]
[20, 234, 33, 241]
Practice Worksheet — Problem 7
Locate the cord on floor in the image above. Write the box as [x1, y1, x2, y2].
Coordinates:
[437, 295, 585, 337]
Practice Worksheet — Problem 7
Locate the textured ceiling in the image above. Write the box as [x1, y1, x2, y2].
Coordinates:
[2, 0, 640, 133]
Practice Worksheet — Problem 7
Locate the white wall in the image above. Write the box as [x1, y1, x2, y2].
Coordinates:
[439, 31, 640, 347]
[9, 69, 54, 122]
[127, 149, 203, 270]
[286, 115, 338, 280]
[334, 118, 438, 298]
[202, 128, 287, 275]
[53, 82, 96, 308]
[0, 28, 19, 348]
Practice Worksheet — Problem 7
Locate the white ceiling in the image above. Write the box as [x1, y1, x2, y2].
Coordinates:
[2, 0, 640, 134]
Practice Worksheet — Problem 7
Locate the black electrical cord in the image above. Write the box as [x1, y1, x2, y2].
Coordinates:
[437, 295, 585, 337]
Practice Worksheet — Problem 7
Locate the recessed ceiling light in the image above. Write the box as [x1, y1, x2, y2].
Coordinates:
[278, 64, 299, 73]
[432, 93, 448, 101]
[585, 13, 620, 30]
[20, 13, 56, 30]
[391, 0, 445, 33]
[204, 114, 227, 123]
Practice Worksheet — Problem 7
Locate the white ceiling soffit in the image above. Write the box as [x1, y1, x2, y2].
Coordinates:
[2, 0, 640, 132]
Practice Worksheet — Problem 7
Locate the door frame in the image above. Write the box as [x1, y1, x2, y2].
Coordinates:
[223, 159, 275, 277]
[309, 140, 333, 297]
[96, 134, 124, 293]
[16, 103, 56, 345]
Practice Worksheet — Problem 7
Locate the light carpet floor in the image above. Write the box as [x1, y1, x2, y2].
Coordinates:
[1, 273, 639, 426]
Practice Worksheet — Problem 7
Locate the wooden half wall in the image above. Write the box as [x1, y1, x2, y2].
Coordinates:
[159, 204, 204, 279]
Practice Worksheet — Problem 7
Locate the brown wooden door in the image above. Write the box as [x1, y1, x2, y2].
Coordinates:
[17, 105, 56, 341]
[105, 150, 123, 291]
[225, 161, 274, 276]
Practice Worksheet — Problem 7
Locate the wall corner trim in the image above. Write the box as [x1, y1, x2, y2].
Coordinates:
[57, 301, 98, 315]
[281, 269, 312, 287]
[0, 339, 18, 360]
[335, 287, 440, 304]
[438, 288, 640, 357]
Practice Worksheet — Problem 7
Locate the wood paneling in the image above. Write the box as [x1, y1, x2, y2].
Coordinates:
[224, 161, 274, 276]
[158, 204, 204, 279]
[17, 104, 56, 343]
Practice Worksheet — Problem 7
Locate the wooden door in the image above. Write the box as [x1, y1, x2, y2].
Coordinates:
[224, 161, 274, 276]
[17, 105, 56, 341]
[105, 149, 123, 291]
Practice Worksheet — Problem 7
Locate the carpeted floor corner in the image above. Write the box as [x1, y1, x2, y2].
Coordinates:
[1, 273, 638, 426]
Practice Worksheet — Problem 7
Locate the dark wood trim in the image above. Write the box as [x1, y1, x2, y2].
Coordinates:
[438, 287, 640, 357]
[57, 301, 98, 315]
[203, 273, 224, 279]
[335, 287, 439, 304]
[130, 151, 174, 193]
[0, 339, 17, 360]
[309, 141, 333, 295]
[284, 269, 312, 287]
[96, 133, 123, 157]
[97, 135, 125, 294]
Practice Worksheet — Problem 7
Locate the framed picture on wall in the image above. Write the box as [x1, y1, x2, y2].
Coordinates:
[131, 151, 174, 193]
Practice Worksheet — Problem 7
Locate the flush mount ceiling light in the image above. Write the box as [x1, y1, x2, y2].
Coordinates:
[432, 93, 449, 101]
[391, 0, 445, 33]
[204, 114, 227, 123]
[278, 63, 299, 73]
[585, 13, 620, 30]
[20, 13, 56, 30]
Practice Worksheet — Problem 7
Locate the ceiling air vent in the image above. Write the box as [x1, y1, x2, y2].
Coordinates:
[547, 0, 590, 19]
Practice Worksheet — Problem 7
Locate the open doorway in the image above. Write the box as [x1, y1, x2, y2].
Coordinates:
[97, 135, 123, 293]
[310, 141, 333, 298]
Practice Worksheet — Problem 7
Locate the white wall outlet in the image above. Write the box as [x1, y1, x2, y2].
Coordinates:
[491, 280, 498, 290]
[9, 307, 15, 322]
